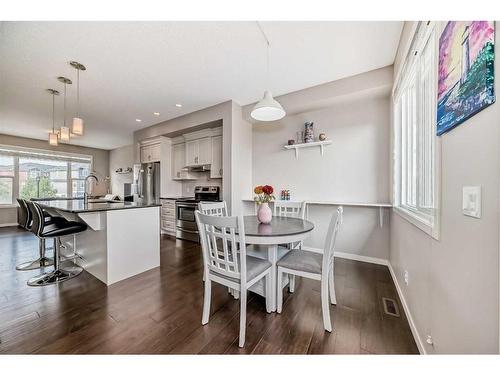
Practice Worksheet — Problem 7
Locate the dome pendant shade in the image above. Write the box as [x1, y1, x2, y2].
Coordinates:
[251, 90, 286, 122]
[72, 117, 84, 135]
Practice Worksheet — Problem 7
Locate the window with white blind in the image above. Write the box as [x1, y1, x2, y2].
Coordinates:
[0, 145, 93, 206]
[393, 22, 440, 238]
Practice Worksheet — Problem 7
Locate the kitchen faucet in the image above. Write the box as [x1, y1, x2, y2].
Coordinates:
[84, 173, 99, 205]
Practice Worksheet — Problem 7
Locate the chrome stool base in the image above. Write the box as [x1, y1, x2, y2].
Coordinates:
[16, 257, 54, 271]
[27, 266, 83, 286]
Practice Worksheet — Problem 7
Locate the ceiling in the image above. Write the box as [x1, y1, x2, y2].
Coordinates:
[0, 21, 403, 150]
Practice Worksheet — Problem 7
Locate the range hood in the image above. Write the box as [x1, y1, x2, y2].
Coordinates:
[188, 165, 211, 172]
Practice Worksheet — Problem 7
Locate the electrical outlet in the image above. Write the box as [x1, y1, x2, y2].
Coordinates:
[404, 270, 409, 286]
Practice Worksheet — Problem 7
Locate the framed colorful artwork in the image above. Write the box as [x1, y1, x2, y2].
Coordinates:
[437, 21, 495, 136]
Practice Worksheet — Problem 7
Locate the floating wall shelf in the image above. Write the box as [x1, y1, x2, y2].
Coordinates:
[284, 140, 332, 159]
[115, 167, 133, 174]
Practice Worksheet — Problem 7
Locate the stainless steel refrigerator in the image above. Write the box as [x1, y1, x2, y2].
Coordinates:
[133, 162, 160, 205]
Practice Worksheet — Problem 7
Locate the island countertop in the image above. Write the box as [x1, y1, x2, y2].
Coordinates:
[35, 199, 161, 214]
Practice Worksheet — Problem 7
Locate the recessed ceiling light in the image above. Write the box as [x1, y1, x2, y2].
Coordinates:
[153, 112, 160, 116]
[135, 119, 142, 122]
[175, 104, 182, 108]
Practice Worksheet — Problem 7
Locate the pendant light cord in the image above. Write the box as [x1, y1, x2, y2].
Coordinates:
[76, 68, 80, 117]
[52, 93, 55, 133]
[63, 82, 67, 127]
[256, 21, 270, 89]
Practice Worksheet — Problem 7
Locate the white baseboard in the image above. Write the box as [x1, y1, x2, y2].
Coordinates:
[302, 246, 388, 266]
[334, 251, 389, 266]
[387, 262, 426, 354]
[0, 223, 17, 228]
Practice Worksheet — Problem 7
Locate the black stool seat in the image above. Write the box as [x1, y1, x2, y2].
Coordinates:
[40, 221, 87, 238]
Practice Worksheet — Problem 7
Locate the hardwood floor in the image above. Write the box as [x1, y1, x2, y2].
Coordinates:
[0, 226, 418, 354]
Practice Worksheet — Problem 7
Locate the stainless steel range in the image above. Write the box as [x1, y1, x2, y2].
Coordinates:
[176, 186, 220, 242]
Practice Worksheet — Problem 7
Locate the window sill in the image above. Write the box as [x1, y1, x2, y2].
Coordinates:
[393, 205, 440, 240]
[0, 204, 17, 209]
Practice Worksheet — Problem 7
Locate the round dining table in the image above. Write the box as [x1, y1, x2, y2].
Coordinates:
[235, 215, 314, 312]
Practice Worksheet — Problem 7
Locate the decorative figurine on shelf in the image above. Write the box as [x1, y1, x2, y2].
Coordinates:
[304, 121, 314, 143]
[254, 185, 275, 224]
[319, 133, 327, 141]
[287, 139, 295, 145]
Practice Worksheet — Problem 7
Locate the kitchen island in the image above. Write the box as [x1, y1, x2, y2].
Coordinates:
[36, 199, 161, 286]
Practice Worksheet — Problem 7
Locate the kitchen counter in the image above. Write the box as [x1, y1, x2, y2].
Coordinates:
[39, 198, 160, 286]
[36, 199, 160, 214]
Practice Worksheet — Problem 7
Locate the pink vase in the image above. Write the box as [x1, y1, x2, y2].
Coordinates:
[257, 202, 272, 224]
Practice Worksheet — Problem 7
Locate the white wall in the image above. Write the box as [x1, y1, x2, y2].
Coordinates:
[250, 96, 391, 260]
[389, 22, 499, 354]
[109, 144, 134, 198]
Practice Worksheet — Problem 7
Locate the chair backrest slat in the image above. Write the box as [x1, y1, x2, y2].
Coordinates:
[322, 207, 343, 276]
[198, 201, 228, 217]
[195, 211, 246, 282]
[273, 201, 306, 219]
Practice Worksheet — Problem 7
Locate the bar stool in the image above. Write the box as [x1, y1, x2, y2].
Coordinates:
[15, 198, 61, 270]
[25, 201, 88, 286]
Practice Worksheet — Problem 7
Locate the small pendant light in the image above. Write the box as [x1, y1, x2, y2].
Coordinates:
[57, 76, 72, 142]
[251, 22, 285, 122]
[70, 61, 86, 136]
[47, 89, 60, 146]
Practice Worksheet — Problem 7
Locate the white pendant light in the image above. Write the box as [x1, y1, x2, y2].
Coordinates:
[58, 76, 72, 142]
[251, 90, 285, 121]
[70, 61, 86, 136]
[47, 89, 60, 146]
[251, 22, 285, 122]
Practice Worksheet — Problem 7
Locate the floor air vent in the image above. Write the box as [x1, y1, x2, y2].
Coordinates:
[382, 297, 400, 317]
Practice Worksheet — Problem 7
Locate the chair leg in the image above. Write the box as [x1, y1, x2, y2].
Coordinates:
[277, 268, 284, 314]
[238, 288, 247, 347]
[232, 290, 240, 299]
[289, 274, 295, 293]
[202, 279, 212, 325]
[16, 238, 54, 271]
[328, 267, 337, 305]
[321, 276, 332, 332]
[27, 237, 82, 287]
[265, 272, 272, 313]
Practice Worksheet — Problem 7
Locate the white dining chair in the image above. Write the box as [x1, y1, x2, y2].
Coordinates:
[195, 211, 272, 347]
[273, 200, 306, 219]
[276, 206, 343, 332]
[198, 201, 228, 216]
[248, 201, 307, 293]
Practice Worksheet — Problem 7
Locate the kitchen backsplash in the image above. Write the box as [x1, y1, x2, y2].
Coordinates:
[181, 172, 222, 196]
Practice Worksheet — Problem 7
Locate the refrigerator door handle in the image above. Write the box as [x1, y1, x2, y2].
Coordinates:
[138, 170, 144, 197]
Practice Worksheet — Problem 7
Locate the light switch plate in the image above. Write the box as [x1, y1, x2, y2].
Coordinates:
[462, 186, 481, 218]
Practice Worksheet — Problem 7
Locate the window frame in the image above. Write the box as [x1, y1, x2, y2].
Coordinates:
[392, 21, 441, 240]
[0, 154, 16, 205]
[0, 144, 93, 207]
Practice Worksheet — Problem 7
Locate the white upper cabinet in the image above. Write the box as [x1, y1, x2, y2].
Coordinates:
[185, 140, 199, 166]
[185, 137, 212, 166]
[172, 143, 186, 179]
[210, 135, 223, 179]
[140, 143, 161, 163]
[198, 137, 212, 165]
